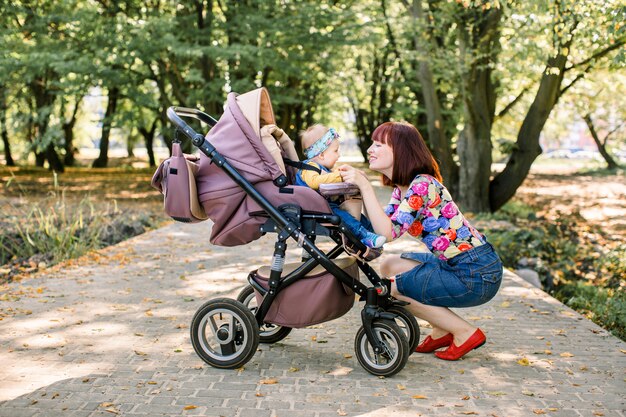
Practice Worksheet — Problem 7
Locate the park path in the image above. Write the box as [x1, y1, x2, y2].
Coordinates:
[0, 219, 624, 417]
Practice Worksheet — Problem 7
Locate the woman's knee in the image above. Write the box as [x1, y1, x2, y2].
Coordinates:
[380, 255, 419, 277]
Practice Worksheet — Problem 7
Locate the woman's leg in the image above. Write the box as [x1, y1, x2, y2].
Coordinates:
[381, 255, 477, 345]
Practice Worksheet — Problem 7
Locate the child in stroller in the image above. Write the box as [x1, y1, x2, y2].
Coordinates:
[157, 87, 420, 377]
[295, 124, 386, 249]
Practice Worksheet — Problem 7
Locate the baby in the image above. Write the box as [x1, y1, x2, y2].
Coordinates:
[295, 124, 386, 248]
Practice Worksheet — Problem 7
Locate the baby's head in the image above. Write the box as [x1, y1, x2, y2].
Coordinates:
[300, 124, 340, 169]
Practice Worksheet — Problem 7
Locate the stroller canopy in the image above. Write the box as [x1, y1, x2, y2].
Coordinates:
[195, 88, 331, 246]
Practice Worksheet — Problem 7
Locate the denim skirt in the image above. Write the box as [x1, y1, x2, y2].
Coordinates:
[395, 242, 503, 308]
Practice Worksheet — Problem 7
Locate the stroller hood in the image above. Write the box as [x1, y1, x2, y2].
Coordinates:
[196, 89, 331, 246]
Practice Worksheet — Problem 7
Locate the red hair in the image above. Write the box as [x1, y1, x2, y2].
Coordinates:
[372, 122, 442, 187]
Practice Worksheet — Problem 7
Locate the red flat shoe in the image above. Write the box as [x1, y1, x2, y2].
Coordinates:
[415, 333, 453, 353]
[434, 329, 486, 361]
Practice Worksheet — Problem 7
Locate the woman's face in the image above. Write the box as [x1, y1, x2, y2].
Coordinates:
[367, 140, 393, 177]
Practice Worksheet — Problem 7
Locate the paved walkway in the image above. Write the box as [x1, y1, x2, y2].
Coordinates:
[1, 220, 625, 417]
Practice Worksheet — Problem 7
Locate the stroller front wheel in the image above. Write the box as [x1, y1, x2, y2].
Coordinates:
[386, 306, 420, 353]
[190, 298, 259, 369]
[354, 320, 409, 377]
[237, 285, 292, 344]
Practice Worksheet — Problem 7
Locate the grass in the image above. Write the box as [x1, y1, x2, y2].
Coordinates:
[0, 164, 168, 282]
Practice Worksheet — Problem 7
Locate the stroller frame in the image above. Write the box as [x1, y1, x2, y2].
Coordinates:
[167, 106, 419, 376]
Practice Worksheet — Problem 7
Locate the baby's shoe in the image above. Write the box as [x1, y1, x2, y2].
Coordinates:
[361, 232, 386, 248]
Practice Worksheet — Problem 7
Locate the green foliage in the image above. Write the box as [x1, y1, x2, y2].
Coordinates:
[555, 282, 626, 341]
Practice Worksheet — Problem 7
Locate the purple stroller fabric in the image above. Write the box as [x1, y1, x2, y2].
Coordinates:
[197, 92, 331, 246]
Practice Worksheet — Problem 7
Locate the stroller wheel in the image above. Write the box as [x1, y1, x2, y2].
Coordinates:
[237, 285, 293, 344]
[354, 320, 409, 377]
[386, 306, 420, 354]
[190, 298, 259, 369]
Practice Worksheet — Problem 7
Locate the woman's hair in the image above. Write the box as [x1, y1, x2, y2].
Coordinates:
[372, 122, 442, 186]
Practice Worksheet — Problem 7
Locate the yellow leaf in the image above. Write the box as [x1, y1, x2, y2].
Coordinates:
[183, 405, 197, 410]
[259, 378, 278, 385]
[311, 336, 317, 341]
[288, 367, 300, 373]
[548, 408, 559, 412]
[461, 395, 470, 400]
[533, 409, 546, 414]
[147, 381, 157, 385]
[560, 352, 574, 357]
[517, 358, 530, 366]
[412, 395, 428, 399]
[343, 354, 352, 359]
[134, 350, 147, 356]
[459, 412, 478, 415]
[500, 301, 510, 308]
[619, 349, 626, 354]
[396, 384, 406, 390]
[255, 392, 264, 397]
[592, 412, 604, 416]
[36, 287, 44, 294]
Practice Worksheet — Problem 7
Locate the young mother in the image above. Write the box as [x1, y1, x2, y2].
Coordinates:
[339, 122, 503, 361]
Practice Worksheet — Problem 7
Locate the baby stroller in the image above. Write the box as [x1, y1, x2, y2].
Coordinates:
[162, 88, 420, 376]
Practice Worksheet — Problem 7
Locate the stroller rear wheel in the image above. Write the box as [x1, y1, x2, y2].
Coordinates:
[386, 306, 420, 353]
[237, 285, 292, 344]
[190, 298, 259, 369]
[354, 319, 409, 377]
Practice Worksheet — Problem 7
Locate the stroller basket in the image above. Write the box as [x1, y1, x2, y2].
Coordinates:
[250, 257, 359, 328]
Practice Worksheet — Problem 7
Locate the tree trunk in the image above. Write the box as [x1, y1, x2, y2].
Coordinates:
[456, 6, 502, 213]
[93, 87, 119, 168]
[583, 114, 620, 170]
[0, 95, 15, 166]
[405, 0, 458, 195]
[139, 117, 158, 167]
[63, 96, 83, 167]
[489, 52, 569, 211]
[45, 143, 64, 172]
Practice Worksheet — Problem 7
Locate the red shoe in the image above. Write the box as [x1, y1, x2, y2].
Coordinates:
[415, 333, 453, 353]
[434, 329, 486, 361]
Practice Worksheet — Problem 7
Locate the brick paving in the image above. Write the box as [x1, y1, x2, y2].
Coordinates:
[1, 220, 625, 417]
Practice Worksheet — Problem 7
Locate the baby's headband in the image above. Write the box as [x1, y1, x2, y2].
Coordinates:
[303, 128, 339, 159]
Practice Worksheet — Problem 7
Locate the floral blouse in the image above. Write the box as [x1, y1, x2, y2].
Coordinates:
[384, 174, 485, 260]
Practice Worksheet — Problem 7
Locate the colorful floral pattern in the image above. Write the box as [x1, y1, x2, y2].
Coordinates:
[384, 175, 486, 260]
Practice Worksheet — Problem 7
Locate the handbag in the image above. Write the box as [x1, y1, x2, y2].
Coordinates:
[151, 142, 208, 223]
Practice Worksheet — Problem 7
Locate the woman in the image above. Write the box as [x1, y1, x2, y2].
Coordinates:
[339, 122, 503, 361]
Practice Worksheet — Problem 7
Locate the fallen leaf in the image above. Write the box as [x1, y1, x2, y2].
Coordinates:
[259, 378, 278, 385]
[560, 352, 574, 357]
[343, 354, 352, 359]
[592, 412, 604, 416]
[522, 390, 535, 396]
[620, 349, 626, 354]
[461, 395, 470, 400]
[288, 367, 300, 373]
[500, 301, 510, 308]
[311, 336, 317, 341]
[517, 358, 530, 366]
[411, 395, 428, 399]
[486, 391, 507, 396]
[147, 381, 157, 385]
[396, 384, 406, 390]
[533, 409, 546, 415]
[329, 366, 353, 376]
[337, 409, 347, 416]
[459, 412, 478, 415]
[255, 392, 264, 397]
[183, 405, 197, 410]
[134, 350, 147, 356]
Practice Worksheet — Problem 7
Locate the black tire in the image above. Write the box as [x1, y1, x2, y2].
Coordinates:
[386, 306, 420, 354]
[236, 285, 292, 344]
[190, 298, 259, 369]
[354, 319, 410, 377]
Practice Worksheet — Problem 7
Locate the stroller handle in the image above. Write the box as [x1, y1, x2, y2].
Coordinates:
[167, 107, 218, 146]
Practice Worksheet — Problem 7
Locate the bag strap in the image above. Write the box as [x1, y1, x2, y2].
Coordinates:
[283, 158, 322, 174]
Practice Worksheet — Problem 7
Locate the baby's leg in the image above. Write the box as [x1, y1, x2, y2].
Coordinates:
[340, 197, 362, 221]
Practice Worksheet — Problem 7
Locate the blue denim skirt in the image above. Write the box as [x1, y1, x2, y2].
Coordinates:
[395, 242, 503, 308]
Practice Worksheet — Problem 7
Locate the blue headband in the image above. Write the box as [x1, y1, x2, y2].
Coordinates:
[303, 128, 339, 159]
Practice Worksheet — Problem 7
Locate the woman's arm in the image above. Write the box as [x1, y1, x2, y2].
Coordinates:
[339, 165, 393, 240]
